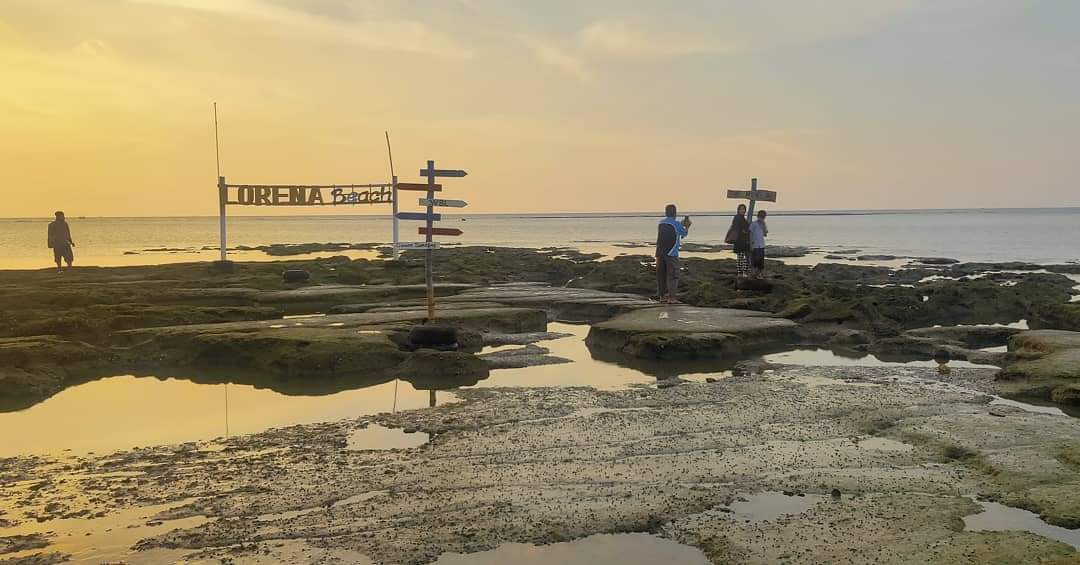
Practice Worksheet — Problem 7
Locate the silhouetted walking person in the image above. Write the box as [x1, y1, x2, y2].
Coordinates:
[656, 204, 691, 303]
[727, 204, 750, 277]
[48, 211, 75, 273]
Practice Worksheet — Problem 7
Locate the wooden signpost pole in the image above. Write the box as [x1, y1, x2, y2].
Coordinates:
[218, 175, 227, 262]
[424, 160, 436, 319]
[391, 175, 399, 260]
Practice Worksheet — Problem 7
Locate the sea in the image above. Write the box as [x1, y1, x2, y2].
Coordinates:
[2, 208, 1079, 269]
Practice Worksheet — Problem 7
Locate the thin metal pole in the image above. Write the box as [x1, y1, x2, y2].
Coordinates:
[386, 132, 399, 260]
[214, 103, 227, 262]
[214, 102, 222, 178]
[425, 159, 435, 320]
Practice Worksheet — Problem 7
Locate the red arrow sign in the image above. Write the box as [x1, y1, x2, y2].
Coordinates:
[396, 182, 441, 192]
[419, 227, 463, 237]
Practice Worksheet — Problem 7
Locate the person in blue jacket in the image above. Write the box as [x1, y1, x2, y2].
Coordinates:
[655, 204, 692, 303]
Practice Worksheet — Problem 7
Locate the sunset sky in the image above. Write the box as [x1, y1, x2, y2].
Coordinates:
[1, 0, 1077, 217]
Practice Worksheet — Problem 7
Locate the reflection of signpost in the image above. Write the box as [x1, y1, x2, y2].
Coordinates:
[727, 178, 778, 221]
[394, 160, 469, 319]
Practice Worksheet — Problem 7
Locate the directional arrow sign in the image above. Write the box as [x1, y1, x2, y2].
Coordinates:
[395, 241, 441, 250]
[397, 182, 441, 192]
[419, 169, 468, 178]
[419, 227, 463, 237]
[397, 212, 441, 221]
[419, 198, 468, 208]
[726, 189, 777, 202]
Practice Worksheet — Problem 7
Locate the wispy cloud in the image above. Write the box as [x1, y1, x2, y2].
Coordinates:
[580, 20, 734, 59]
[519, 36, 589, 81]
[131, 0, 473, 59]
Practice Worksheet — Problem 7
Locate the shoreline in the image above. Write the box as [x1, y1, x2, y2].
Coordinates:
[1, 246, 1078, 562]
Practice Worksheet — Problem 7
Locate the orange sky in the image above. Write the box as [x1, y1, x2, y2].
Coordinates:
[1, 0, 1078, 217]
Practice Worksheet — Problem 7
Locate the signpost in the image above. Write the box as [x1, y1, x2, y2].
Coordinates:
[395, 159, 469, 319]
[398, 212, 442, 222]
[727, 178, 778, 221]
[419, 227, 463, 237]
[419, 198, 467, 208]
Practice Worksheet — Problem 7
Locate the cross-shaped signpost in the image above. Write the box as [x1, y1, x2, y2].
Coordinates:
[727, 177, 777, 221]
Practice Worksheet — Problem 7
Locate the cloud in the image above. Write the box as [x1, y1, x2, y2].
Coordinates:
[131, 0, 473, 59]
[520, 37, 589, 81]
[579, 1, 913, 60]
[580, 20, 734, 58]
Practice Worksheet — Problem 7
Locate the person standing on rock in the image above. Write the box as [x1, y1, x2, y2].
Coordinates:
[726, 204, 751, 277]
[656, 204, 691, 303]
[749, 209, 768, 278]
[47, 211, 75, 273]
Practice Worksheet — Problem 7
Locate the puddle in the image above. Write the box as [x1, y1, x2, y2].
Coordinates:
[346, 424, 429, 451]
[0, 498, 207, 563]
[763, 348, 998, 369]
[477, 323, 655, 390]
[725, 491, 826, 523]
[963, 499, 1080, 549]
[479, 322, 737, 388]
[432, 533, 710, 564]
[0, 377, 453, 457]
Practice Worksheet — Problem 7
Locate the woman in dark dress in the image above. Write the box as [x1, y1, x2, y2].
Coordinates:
[728, 204, 750, 277]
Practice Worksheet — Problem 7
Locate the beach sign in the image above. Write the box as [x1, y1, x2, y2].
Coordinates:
[395, 241, 441, 250]
[419, 198, 468, 208]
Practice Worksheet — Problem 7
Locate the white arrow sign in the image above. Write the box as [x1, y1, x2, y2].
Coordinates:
[395, 241, 441, 250]
[419, 198, 468, 208]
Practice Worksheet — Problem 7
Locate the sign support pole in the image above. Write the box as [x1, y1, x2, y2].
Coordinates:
[391, 175, 399, 260]
[218, 175, 227, 262]
[424, 160, 436, 320]
[745, 177, 758, 222]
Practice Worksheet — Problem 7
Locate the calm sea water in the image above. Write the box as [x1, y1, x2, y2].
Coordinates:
[2, 208, 1079, 269]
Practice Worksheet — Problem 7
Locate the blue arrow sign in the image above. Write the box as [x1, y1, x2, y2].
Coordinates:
[419, 168, 468, 178]
[397, 212, 441, 221]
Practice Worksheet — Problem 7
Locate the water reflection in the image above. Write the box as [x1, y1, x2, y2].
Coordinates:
[763, 348, 999, 369]
[0, 376, 450, 457]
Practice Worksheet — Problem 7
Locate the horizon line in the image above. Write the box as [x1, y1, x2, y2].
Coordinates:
[3, 205, 1079, 221]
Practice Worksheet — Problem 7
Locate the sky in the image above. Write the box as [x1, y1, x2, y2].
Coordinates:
[1, 0, 1077, 217]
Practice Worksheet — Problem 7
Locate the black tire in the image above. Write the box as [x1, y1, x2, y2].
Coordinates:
[409, 325, 458, 347]
[282, 269, 311, 284]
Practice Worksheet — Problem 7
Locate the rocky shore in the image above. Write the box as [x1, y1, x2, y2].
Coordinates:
[1, 246, 1079, 563]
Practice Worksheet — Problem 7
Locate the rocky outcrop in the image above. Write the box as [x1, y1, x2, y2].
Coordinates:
[586, 305, 797, 360]
[1031, 303, 1080, 331]
[998, 330, 1080, 404]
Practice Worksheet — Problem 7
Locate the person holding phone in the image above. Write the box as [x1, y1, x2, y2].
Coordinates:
[656, 204, 692, 303]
